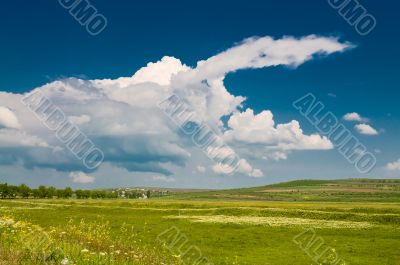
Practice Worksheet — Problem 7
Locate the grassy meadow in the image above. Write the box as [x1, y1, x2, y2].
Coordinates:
[1, 179, 400, 265]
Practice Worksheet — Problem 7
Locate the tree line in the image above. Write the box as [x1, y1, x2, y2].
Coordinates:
[0, 183, 151, 199]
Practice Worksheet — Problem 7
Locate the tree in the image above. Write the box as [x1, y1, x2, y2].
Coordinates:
[83, 190, 91, 199]
[31, 189, 40, 198]
[0, 183, 9, 198]
[75, 189, 84, 199]
[46, 186, 57, 198]
[8, 185, 18, 198]
[37, 185, 48, 198]
[75, 189, 91, 199]
[18, 184, 31, 198]
[56, 187, 73, 198]
[105, 191, 118, 199]
[146, 190, 151, 199]
[63, 187, 73, 198]
[91, 190, 106, 199]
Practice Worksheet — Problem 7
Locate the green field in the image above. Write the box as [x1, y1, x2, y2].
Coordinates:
[1, 179, 400, 265]
[170, 179, 400, 202]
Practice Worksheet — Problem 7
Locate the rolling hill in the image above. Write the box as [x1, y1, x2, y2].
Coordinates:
[168, 178, 400, 202]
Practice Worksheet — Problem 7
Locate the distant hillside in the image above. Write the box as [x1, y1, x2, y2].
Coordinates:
[167, 179, 400, 202]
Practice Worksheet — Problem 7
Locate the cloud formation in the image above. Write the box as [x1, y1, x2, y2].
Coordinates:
[152, 175, 176, 183]
[354, 124, 379, 135]
[0, 107, 21, 129]
[0, 35, 350, 180]
[69, 171, 95, 183]
[386, 159, 400, 172]
[223, 109, 333, 151]
[343, 112, 379, 136]
[196, 166, 206, 173]
[343, 112, 368, 122]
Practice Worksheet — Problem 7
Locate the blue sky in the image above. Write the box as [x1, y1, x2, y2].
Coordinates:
[0, 0, 399, 188]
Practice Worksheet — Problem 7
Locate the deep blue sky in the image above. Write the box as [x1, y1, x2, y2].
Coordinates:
[2, 0, 397, 143]
[1, 0, 399, 120]
[0, 0, 399, 187]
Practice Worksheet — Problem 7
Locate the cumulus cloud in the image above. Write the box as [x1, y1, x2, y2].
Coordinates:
[196, 166, 206, 173]
[0, 106, 21, 129]
[212, 157, 264, 178]
[237, 159, 264, 178]
[224, 109, 333, 151]
[0, 35, 350, 178]
[152, 175, 176, 183]
[343, 112, 368, 122]
[69, 114, 91, 125]
[0, 129, 49, 148]
[344, 113, 378, 136]
[386, 159, 400, 171]
[355, 124, 379, 135]
[69, 171, 95, 183]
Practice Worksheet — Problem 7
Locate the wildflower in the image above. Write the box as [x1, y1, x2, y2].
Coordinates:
[61, 258, 69, 265]
[81, 249, 89, 254]
[99, 252, 106, 256]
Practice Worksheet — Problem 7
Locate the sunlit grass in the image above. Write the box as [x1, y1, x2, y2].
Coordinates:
[1, 198, 400, 265]
[0, 215, 179, 265]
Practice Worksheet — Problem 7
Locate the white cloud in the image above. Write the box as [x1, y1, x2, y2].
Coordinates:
[224, 108, 334, 151]
[190, 35, 350, 81]
[0, 106, 21, 129]
[386, 160, 400, 171]
[69, 114, 91, 125]
[263, 152, 288, 161]
[0, 129, 48, 147]
[211, 163, 232, 175]
[237, 159, 264, 178]
[344, 113, 379, 136]
[354, 124, 379, 135]
[385, 159, 400, 172]
[69, 171, 95, 183]
[212, 158, 264, 178]
[250, 169, 264, 178]
[0, 35, 350, 178]
[152, 175, 176, 183]
[196, 166, 206, 173]
[172, 35, 350, 125]
[343, 112, 368, 122]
